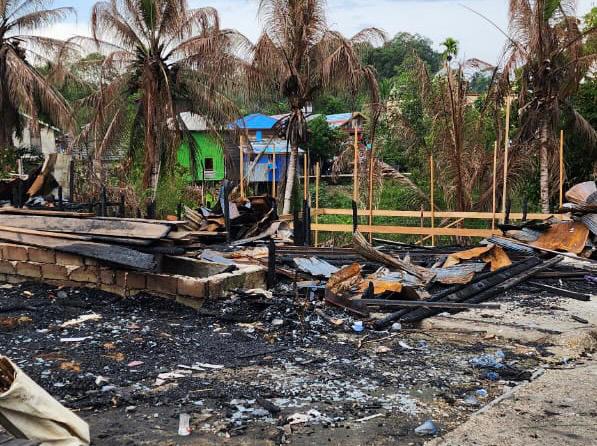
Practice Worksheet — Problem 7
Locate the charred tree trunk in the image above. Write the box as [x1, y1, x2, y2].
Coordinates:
[282, 145, 298, 215]
[539, 121, 550, 213]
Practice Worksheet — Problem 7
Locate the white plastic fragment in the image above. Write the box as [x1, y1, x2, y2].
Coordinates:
[178, 413, 191, 436]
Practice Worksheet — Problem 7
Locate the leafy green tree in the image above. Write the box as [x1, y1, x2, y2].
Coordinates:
[304, 116, 345, 162]
[364, 32, 442, 78]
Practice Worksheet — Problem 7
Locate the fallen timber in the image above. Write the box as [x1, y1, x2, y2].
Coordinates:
[0, 227, 157, 271]
[0, 215, 171, 240]
[526, 281, 592, 301]
[398, 256, 563, 324]
[362, 300, 501, 310]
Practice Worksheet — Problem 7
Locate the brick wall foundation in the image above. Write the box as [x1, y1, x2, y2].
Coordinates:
[0, 243, 266, 309]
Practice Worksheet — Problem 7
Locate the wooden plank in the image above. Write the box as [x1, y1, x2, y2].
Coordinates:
[314, 208, 569, 221]
[0, 215, 171, 240]
[313, 223, 499, 237]
[362, 299, 501, 310]
[0, 225, 153, 247]
[0, 229, 156, 270]
[0, 208, 95, 218]
[92, 216, 187, 226]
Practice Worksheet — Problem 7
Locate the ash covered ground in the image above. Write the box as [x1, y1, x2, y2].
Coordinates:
[0, 281, 564, 445]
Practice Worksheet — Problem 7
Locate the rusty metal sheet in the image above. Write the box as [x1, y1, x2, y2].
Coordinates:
[432, 263, 486, 285]
[357, 280, 403, 295]
[482, 245, 512, 271]
[326, 263, 362, 295]
[566, 181, 597, 205]
[444, 244, 512, 272]
[530, 221, 590, 254]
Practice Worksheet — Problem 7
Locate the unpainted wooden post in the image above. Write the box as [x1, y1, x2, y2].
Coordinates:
[315, 162, 320, 247]
[559, 129, 564, 208]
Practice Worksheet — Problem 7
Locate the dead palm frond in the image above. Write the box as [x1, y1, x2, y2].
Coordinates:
[79, 0, 249, 199]
[249, 0, 386, 214]
[0, 0, 76, 150]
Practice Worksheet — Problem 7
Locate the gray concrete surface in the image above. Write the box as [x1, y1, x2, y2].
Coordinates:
[426, 358, 597, 446]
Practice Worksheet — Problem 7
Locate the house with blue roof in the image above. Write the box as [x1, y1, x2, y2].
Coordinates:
[230, 113, 280, 143]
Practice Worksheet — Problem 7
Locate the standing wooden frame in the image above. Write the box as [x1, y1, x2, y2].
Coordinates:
[315, 162, 320, 247]
[430, 154, 435, 246]
[492, 141, 498, 230]
[559, 129, 564, 208]
[303, 152, 308, 201]
[502, 96, 512, 218]
[367, 146, 375, 243]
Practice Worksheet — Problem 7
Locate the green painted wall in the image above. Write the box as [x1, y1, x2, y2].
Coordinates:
[178, 133, 225, 181]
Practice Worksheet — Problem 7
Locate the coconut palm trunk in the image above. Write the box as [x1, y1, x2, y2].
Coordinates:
[539, 121, 550, 213]
[283, 145, 298, 214]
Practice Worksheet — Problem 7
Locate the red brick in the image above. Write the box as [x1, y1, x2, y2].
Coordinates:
[99, 268, 115, 285]
[147, 274, 177, 295]
[177, 277, 207, 299]
[69, 266, 99, 283]
[27, 248, 56, 264]
[41, 264, 70, 280]
[0, 260, 16, 275]
[126, 272, 147, 290]
[56, 252, 84, 267]
[2, 244, 28, 261]
[16, 262, 41, 278]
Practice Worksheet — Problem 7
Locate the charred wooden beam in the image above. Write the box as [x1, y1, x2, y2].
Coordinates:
[363, 300, 501, 310]
[527, 281, 592, 301]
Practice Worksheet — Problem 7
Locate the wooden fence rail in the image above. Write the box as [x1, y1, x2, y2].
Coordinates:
[309, 208, 569, 242]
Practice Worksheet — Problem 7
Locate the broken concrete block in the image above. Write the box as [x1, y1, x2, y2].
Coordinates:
[41, 264, 71, 281]
[69, 267, 99, 284]
[147, 274, 178, 295]
[177, 277, 207, 299]
[0, 260, 17, 275]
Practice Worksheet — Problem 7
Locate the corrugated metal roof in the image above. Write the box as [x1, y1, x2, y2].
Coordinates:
[252, 141, 304, 154]
[232, 113, 278, 130]
[179, 112, 208, 131]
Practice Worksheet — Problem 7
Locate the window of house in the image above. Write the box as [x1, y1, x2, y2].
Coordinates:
[204, 158, 214, 171]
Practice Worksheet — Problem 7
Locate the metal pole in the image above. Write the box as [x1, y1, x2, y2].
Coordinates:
[353, 125, 359, 203]
[492, 141, 498, 231]
[501, 96, 511, 220]
[559, 129, 564, 208]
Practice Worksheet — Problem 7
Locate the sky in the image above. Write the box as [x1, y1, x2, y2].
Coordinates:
[51, 0, 596, 65]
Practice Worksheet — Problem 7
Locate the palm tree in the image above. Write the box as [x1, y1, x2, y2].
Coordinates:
[504, 0, 597, 212]
[441, 37, 459, 62]
[0, 0, 75, 153]
[81, 0, 248, 200]
[250, 0, 385, 214]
